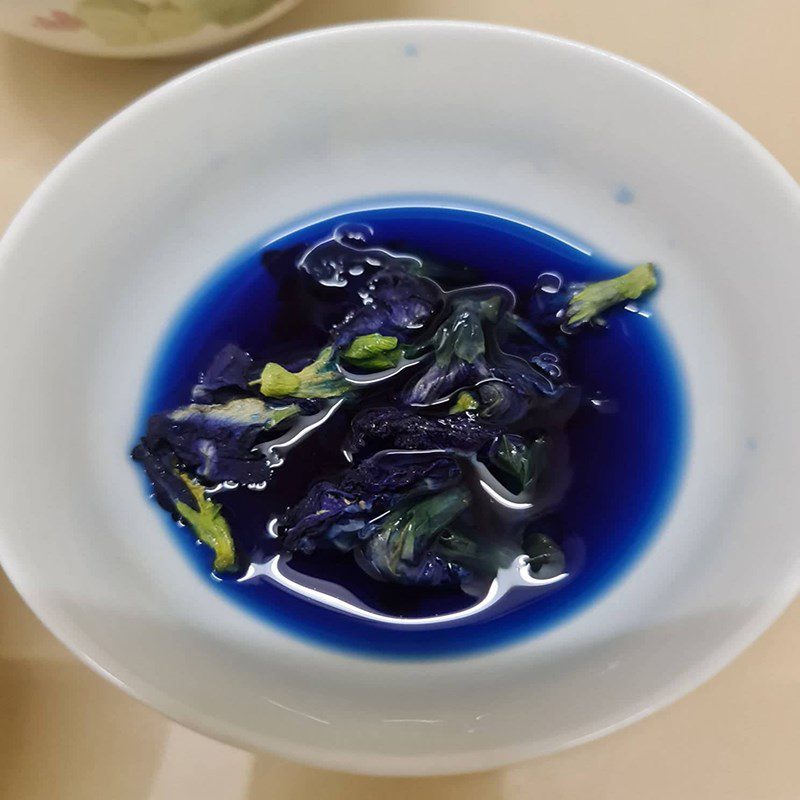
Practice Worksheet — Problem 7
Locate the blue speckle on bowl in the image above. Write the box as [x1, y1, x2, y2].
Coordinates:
[614, 185, 635, 205]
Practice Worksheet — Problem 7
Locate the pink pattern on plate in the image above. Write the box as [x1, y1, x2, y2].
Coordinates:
[33, 10, 85, 31]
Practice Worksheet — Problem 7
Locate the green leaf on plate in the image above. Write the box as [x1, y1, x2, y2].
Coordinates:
[180, 0, 276, 26]
[75, 0, 204, 45]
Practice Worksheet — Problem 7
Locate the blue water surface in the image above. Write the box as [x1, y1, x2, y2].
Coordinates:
[138, 205, 686, 659]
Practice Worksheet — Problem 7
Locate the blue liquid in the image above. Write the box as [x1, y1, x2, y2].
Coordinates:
[138, 205, 686, 658]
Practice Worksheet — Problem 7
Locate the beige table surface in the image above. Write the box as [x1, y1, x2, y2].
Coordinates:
[1, 1, 799, 798]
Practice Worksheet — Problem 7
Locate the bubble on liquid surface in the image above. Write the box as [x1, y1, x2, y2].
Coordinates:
[535, 271, 563, 294]
[298, 223, 422, 287]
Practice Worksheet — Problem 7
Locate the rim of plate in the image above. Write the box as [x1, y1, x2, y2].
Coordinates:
[0, 21, 799, 773]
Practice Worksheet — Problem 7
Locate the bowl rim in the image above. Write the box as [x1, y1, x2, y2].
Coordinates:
[1, 20, 799, 774]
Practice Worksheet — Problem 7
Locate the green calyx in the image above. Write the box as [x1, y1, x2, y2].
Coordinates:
[449, 391, 479, 414]
[566, 263, 657, 326]
[382, 486, 471, 573]
[490, 435, 548, 494]
[174, 472, 236, 572]
[256, 347, 350, 399]
[340, 334, 403, 371]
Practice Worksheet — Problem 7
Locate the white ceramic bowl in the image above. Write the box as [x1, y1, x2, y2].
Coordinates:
[0, 22, 799, 776]
[0, 0, 301, 58]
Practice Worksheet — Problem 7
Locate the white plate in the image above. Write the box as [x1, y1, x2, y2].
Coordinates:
[0, 0, 303, 58]
[0, 22, 798, 776]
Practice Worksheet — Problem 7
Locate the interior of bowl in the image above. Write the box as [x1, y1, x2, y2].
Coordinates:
[0, 22, 798, 775]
